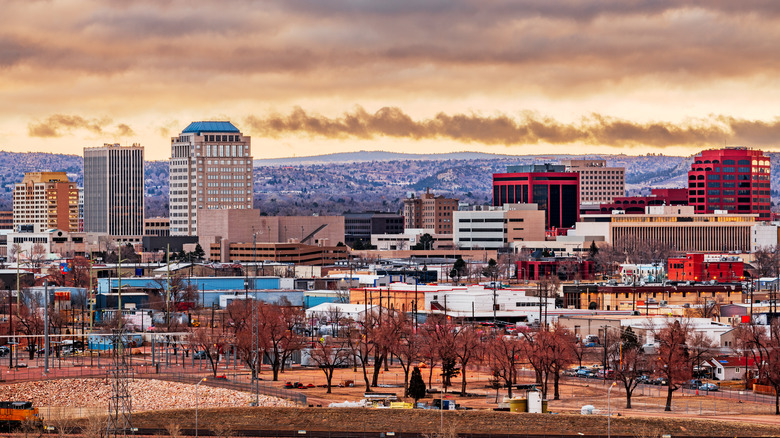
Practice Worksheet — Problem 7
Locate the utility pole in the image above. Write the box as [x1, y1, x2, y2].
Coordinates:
[44, 281, 49, 374]
[492, 280, 497, 324]
[166, 245, 171, 326]
[253, 227, 258, 277]
[603, 324, 608, 385]
[7, 288, 12, 369]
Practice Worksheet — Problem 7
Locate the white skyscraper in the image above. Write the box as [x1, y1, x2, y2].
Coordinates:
[83, 144, 145, 237]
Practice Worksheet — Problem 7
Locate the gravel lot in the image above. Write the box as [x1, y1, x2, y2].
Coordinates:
[0, 378, 294, 411]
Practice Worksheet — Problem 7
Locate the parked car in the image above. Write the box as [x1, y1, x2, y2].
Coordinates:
[683, 379, 702, 389]
[193, 351, 207, 359]
[637, 375, 651, 384]
[576, 368, 592, 378]
[698, 383, 718, 392]
[0, 346, 9, 357]
[563, 368, 578, 377]
[597, 369, 615, 379]
[652, 377, 668, 386]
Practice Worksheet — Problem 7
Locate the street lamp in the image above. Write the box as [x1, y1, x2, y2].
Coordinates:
[195, 377, 207, 438]
[607, 381, 617, 438]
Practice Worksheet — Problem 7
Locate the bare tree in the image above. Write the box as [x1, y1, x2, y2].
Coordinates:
[453, 325, 483, 396]
[309, 336, 351, 393]
[388, 311, 421, 392]
[653, 318, 693, 411]
[487, 332, 523, 398]
[611, 327, 649, 408]
[258, 303, 304, 381]
[191, 326, 231, 377]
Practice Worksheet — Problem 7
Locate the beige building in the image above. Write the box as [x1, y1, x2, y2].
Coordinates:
[453, 204, 545, 249]
[197, 209, 345, 261]
[561, 159, 625, 204]
[572, 205, 756, 253]
[0, 211, 13, 230]
[169, 121, 253, 236]
[213, 242, 348, 265]
[144, 217, 170, 236]
[402, 189, 458, 234]
[371, 229, 453, 250]
[13, 172, 79, 233]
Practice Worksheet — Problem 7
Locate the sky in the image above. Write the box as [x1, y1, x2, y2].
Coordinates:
[3, 1, 780, 161]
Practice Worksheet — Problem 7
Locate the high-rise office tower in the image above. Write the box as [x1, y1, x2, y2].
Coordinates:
[169, 121, 253, 236]
[560, 159, 625, 204]
[493, 164, 580, 230]
[13, 172, 79, 232]
[688, 148, 771, 220]
[83, 144, 145, 236]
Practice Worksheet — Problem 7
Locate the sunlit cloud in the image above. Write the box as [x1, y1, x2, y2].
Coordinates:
[28, 114, 135, 139]
[2, 1, 780, 158]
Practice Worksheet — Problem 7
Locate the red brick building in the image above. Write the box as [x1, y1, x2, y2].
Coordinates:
[667, 253, 744, 282]
[517, 258, 595, 281]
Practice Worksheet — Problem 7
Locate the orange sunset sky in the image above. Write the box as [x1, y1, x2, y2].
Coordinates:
[3, 1, 780, 161]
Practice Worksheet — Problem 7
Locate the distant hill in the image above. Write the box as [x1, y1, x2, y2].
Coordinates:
[255, 150, 541, 166]
[0, 150, 778, 218]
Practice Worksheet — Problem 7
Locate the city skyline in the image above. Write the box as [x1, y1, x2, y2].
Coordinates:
[4, 2, 780, 160]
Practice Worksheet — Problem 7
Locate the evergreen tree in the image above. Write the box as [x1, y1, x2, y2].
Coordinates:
[193, 243, 205, 261]
[452, 257, 467, 283]
[407, 366, 427, 405]
[588, 241, 599, 259]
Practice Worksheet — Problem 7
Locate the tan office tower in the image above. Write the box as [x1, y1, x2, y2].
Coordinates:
[83, 144, 145, 236]
[561, 159, 625, 204]
[401, 189, 459, 234]
[169, 121, 253, 236]
[13, 172, 79, 232]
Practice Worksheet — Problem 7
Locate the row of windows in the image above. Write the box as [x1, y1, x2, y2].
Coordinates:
[206, 190, 246, 195]
[206, 182, 248, 187]
[458, 228, 505, 233]
[204, 144, 247, 158]
[204, 134, 239, 142]
[206, 197, 251, 203]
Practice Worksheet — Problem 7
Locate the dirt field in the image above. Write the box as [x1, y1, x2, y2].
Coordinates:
[129, 407, 780, 437]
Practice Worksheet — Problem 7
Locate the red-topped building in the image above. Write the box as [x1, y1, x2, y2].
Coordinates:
[493, 164, 580, 230]
[688, 148, 771, 220]
[586, 188, 688, 215]
[667, 253, 744, 282]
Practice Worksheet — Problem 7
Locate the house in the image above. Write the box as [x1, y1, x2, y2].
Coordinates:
[704, 357, 754, 381]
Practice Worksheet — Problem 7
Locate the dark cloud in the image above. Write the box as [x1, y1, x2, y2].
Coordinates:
[4, 0, 780, 86]
[245, 107, 780, 148]
[28, 115, 134, 138]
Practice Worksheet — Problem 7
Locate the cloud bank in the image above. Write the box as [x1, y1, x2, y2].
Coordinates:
[246, 107, 780, 148]
[28, 115, 135, 139]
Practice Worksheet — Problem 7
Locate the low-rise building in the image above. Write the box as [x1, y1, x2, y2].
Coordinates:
[563, 283, 743, 312]
[344, 212, 404, 246]
[667, 253, 744, 282]
[350, 283, 554, 324]
[144, 217, 170, 237]
[573, 205, 757, 253]
[453, 204, 546, 250]
[517, 257, 595, 281]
